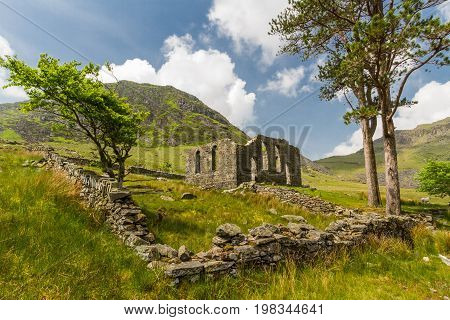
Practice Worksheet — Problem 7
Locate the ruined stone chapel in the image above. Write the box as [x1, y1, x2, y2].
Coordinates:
[186, 135, 301, 189]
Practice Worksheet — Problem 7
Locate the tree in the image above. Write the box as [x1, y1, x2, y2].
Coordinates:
[0, 54, 145, 188]
[416, 161, 450, 198]
[271, 0, 449, 214]
[270, 0, 383, 207]
[347, 0, 449, 214]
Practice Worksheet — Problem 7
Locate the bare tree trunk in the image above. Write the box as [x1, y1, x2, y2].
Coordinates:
[381, 115, 401, 215]
[117, 159, 126, 189]
[361, 117, 382, 207]
[95, 144, 115, 178]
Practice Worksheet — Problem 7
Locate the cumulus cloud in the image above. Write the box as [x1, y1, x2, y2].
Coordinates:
[208, 0, 288, 65]
[258, 66, 306, 97]
[394, 81, 450, 130]
[100, 59, 157, 84]
[324, 81, 450, 157]
[0, 35, 28, 103]
[100, 34, 256, 127]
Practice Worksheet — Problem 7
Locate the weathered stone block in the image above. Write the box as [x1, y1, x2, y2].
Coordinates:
[125, 234, 150, 248]
[216, 223, 242, 238]
[165, 261, 204, 278]
[178, 245, 193, 262]
[109, 190, 131, 201]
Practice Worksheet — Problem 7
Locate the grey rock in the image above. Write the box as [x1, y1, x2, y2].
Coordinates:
[268, 208, 278, 215]
[165, 261, 204, 278]
[204, 261, 235, 273]
[152, 244, 178, 258]
[216, 223, 242, 238]
[143, 233, 156, 244]
[125, 234, 150, 248]
[253, 237, 276, 246]
[234, 245, 259, 261]
[178, 245, 193, 262]
[281, 215, 307, 223]
[109, 190, 131, 201]
[181, 193, 197, 200]
[287, 222, 315, 235]
[212, 236, 230, 247]
[135, 245, 160, 262]
[249, 224, 279, 238]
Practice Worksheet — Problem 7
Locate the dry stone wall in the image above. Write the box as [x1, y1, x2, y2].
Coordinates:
[238, 182, 356, 216]
[43, 151, 156, 246]
[33, 148, 432, 284]
[163, 213, 429, 282]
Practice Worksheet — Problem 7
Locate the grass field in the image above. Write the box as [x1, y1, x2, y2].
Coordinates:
[126, 176, 337, 252]
[1, 147, 449, 299]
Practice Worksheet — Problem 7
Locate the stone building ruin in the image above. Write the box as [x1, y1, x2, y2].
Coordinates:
[186, 135, 302, 189]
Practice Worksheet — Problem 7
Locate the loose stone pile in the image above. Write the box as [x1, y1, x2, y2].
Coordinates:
[34, 148, 433, 284]
[239, 182, 356, 215]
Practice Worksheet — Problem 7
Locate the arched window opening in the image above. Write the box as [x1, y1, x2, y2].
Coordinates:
[275, 145, 282, 173]
[195, 150, 201, 174]
[211, 145, 217, 171]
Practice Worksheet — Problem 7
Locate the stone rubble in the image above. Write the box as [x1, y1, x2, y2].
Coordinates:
[240, 182, 359, 216]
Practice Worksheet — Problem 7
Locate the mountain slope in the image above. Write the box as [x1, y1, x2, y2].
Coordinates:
[316, 117, 450, 187]
[0, 80, 249, 146]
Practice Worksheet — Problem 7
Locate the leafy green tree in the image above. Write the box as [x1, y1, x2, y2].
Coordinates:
[0, 54, 145, 188]
[417, 161, 450, 198]
[271, 0, 449, 214]
[270, 0, 383, 207]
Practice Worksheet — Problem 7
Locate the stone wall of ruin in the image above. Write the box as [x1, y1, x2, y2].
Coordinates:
[185, 139, 239, 189]
[185, 135, 302, 189]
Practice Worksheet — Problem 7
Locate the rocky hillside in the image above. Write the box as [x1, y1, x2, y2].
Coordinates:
[0, 81, 249, 146]
[316, 117, 450, 187]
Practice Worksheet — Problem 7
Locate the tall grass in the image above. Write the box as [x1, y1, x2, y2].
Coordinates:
[1, 147, 448, 299]
[126, 176, 337, 252]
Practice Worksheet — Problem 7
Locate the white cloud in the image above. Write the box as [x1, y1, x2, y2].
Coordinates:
[394, 80, 450, 130]
[100, 59, 157, 84]
[258, 66, 306, 97]
[100, 34, 256, 127]
[438, 1, 450, 22]
[324, 81, 450, 157]
[0, 35, 28, 103]
[208, 0, 288, 65]
[0, 36, 14, 57]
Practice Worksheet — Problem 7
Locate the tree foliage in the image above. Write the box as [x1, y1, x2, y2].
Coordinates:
[270, 0, 449, 214]
[0, 54, 145, 187]
[416, 161, 450, 198]
[270, 0, 449, 121]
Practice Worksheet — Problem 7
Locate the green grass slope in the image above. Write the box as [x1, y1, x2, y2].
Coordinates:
[0, 81, 248, 147]
[316, 117, 450, 187]
[1, 147, 449, 299]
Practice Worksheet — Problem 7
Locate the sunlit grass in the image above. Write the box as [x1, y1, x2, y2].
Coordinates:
[126, 175, 336, 252]
[1, 147, 449, 299]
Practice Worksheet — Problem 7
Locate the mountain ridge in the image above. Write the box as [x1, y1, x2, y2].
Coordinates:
[316, 117, 450, 187]
[0, 80, 249, 146]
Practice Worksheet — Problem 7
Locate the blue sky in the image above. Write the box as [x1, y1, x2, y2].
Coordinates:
[0, 0, 449, 159]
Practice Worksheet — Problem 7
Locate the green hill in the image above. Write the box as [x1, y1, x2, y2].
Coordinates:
[0, 80, 248, 147]
[316, 117, 450, 187]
